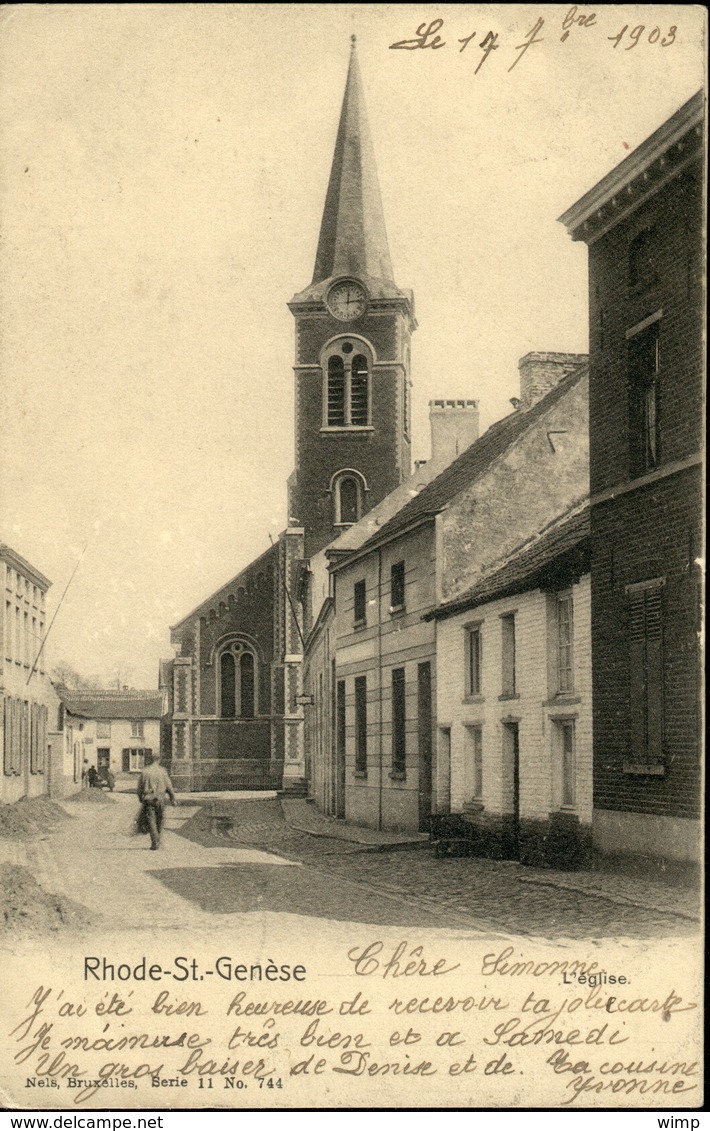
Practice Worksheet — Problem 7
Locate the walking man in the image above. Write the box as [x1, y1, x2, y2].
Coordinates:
[137, 755, 177, 850]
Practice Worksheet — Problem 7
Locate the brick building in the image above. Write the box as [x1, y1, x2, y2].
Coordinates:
[432, 506, 592, 866]
[164, 42, 418, 793]
[560, 90, 704, 864]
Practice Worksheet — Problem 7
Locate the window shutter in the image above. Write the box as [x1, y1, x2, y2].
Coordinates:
[628, 589, 647, 763]
[3, 698, 10, 775]
[645, 586, 663, 763]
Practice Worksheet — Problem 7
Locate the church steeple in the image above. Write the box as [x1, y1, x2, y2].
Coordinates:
[288, 41, 415, 560]
[311, 37, 395, 288]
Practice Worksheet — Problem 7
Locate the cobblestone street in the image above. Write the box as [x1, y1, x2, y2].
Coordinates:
[2, 791, 698, 942]
[174, 796, 700, 941]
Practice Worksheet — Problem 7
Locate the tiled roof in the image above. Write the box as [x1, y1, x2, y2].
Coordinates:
[430, 505, 590, 621]
[340, 363, 587, 564]
[58, 688, 165, 720]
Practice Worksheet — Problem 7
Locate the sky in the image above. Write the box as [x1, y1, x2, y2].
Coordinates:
[0, 4, 705, 688]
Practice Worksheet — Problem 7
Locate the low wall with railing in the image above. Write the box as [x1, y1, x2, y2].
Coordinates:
[169, 717, 283, 791]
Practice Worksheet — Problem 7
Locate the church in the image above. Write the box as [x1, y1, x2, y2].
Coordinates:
[163, 41, 416, 794]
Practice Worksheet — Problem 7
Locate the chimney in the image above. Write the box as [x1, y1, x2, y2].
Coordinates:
[518, 352, 588, 410]
[429, 399, 480, 468]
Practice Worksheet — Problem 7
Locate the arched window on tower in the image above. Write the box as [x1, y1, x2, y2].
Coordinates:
[219, 642, 258, 718]
[331, 469, 367, 526]
[323, 339, 372, 428]
[327, 355, 346, 426]
[339, 477, 360, 524]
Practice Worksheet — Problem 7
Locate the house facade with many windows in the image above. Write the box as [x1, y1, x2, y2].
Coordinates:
[1, 544, 60, 803]
[326, 354, 589, 833]
[431, 506, 592, 866]
[560, 90, 704, 865]
[57, 688, 165, 780]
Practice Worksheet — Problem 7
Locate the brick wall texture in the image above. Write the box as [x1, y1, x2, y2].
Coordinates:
[588, 154, 703, 827]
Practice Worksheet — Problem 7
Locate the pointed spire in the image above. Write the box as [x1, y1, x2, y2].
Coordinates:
[311, 39, 395, 287]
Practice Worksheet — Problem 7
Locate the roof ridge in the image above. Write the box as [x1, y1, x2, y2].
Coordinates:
[352, 363, 587, 556]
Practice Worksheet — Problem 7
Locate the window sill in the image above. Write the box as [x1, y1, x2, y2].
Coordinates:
[389, 605, 406, 618]
[389, 770, 406, 782]
[320, 426, 374, 434]
[544, 695, 581, 707]
[498, 692, 520, 702]
[623, 762, 665, 777]
[354, 769, 368, 780]
[463, 694, 485, 704]
[353, 618, 367, 630]
[462, 800, 484, 813]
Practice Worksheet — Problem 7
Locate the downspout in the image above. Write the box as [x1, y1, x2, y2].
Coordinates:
[377, 547, 384, 832]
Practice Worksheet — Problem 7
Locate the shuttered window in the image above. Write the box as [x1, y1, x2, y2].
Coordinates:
[628, 321, 660, 475]
[353, 579, 367, 625]
[501, 614, 516, 696]
[390, 561, 405, 610]
[391, 667, 406, 775]
[354, 676, 367, 774]
[628, 580, 664, 765]
[465, 625, 482, 696]
[3, 697, 14, 775]
[557, 594, 574, 693]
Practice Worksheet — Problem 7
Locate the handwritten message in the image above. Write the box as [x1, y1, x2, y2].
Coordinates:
[3, 937, 701, 1110]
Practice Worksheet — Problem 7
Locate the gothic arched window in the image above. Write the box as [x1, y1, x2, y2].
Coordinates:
[219, 642, 258, 718]
[323, 339, 372, 428]
[220, 652, 236, 717]
[240, 652, 255, 719]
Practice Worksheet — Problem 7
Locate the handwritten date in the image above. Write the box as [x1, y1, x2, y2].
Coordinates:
[388, 12, 678, 68]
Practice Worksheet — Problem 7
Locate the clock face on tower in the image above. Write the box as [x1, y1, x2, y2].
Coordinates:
[326, 280, 368, 322]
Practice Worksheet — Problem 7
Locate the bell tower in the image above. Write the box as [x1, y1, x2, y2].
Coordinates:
[288, 38, 416, 559]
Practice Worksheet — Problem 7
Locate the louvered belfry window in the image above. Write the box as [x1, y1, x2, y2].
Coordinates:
[324, 342, 370, 427]
[628, 579, 664, 765]
[327, 356, 346, 426]
[350, 355, 369, 425]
